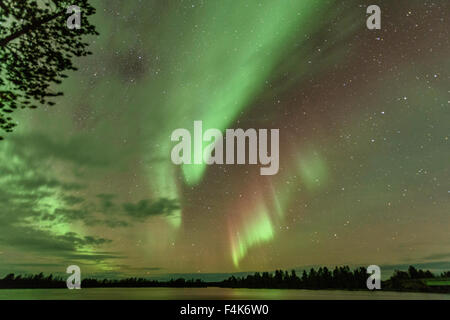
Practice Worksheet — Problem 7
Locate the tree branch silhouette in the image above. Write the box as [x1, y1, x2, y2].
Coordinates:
[0, 1, 98, 140]
[0, 11, 64, 47]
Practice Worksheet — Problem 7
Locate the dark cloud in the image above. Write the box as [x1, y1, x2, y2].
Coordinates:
[0, 221, 126, 271]
[42, 207, 130, 229]
[1, 145, 127, 228]
[13, 176, 85, 192]
[123, 198, 180, 220]
[0, 227, 111, 253]
[422, 252, 450, 261]
[62, 232, 112, 246]
[6, 263, 64, 268]
[63, 195, 85, 206]
[96, 193, 116, 211]
[88, 219, 130, 228]
[97, 193, 116, 199]
[51, 208, 89, 222]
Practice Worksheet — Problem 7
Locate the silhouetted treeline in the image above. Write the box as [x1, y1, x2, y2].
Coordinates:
[0, 273, 66, 289]
[391, 265, 434, 281]
[1, 265, 449, 292]
[219, 265, 449, 292]
[0, 273, 206, 289]
[220, 266, 368, 289]
[382, 266, 450, 293]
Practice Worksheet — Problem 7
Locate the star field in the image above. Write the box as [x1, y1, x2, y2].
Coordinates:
[0, 0, 448, 278]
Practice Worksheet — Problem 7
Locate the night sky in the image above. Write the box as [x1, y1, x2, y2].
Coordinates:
[0, 0, 449, 279]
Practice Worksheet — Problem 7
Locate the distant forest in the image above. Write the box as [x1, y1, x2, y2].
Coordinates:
[1, 265, 449, 293]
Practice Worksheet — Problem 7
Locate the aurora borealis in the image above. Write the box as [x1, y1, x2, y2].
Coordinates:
[0, 0, 449, 279]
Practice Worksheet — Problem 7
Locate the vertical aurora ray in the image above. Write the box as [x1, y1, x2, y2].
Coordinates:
[229, 204, 274, 267]
[227, 146, 330, 267]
